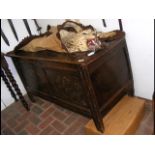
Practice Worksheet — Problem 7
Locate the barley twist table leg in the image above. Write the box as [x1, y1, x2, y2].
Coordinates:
[1, 53, 30, 111]
[1, 69, 18, 102]
[4, 67, 30, 110]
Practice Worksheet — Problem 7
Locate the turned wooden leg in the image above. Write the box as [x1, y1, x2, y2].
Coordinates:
[1, 69, 18, 102]
[1, 53, 30, 111]
[4, 68, 30, 111]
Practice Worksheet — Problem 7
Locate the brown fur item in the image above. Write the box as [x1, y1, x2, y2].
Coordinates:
[15, 20, 123, 54]
[17, 30, 65, 52]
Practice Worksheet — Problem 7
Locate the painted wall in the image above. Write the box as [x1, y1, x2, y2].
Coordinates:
[1, 19, 154, 110]
[123, 19, 154, 100]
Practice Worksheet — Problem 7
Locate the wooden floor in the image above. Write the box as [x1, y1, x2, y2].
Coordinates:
[1, 96, 154, 135]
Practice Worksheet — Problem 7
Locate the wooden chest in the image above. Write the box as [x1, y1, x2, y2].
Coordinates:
[7, 35, 134, 132]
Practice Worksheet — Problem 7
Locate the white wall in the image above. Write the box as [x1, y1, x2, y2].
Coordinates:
[38, 19, 154, 99]
[123, 20, 154, 99]
[1, 19, 38, 110]
[1, 19, 154, 111]
[37, 19, 120, 32]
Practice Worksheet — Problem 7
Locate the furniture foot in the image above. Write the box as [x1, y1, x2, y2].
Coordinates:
[94, 118, 104, 133]
[23, 102, 30, 111]
[127, 88, 134, 97]
[27, 93, 36, 103]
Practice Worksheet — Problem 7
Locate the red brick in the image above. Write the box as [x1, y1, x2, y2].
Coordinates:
[6, 108, 20, 118]
[63, 117, 87, 135]
[1, 127, 15, 135]
[40, 126, 54, 135]
[38, 116, 54, 129]
[41, 102, 51, 109]
[33, 97, 44, 106]
[18, 104, 28, 113]
[53, 110, 67, 121]
[12, 112, 20, 120]
[1, 111, 11, 121]
[31, 105, 43, 115]
[64, 113, 80, 125]
[51, 129, 61, 135]
[2, 95, 153, 135]
[18, 130, 29, 135]
[40, 106, 55, 119]
[29, 113, 41, 125]
[14, 120, 29, 133]
[7, 118, 18, 128]
[11, 102, 21, 109]
[55, 105, 65, 112]
[64, 109, 73, 115]
[26, 123, 40, 135]
[4, 105, 15, 113]
[52, 120, 66, 132]
[17, 111, 29, 122]
[1, 121, 6, 130]
[74, 127, 85, 135]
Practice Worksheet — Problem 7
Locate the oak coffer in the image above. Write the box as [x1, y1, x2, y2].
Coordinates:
[6, 35, 134, 132]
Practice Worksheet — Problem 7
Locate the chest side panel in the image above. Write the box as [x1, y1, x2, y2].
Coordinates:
[89, 42, 131, 109]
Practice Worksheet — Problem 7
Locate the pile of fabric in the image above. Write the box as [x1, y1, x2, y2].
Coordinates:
[15, 20, 123, 53]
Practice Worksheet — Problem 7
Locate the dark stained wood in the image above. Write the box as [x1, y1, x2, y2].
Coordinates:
[1, 53, 30, 110]
[102, 19, 107, 27]
[6, 34, 134, 132]
[80, 64, 104, 132]
[1, 69, 18, 101]
[118, 19, 123, 31]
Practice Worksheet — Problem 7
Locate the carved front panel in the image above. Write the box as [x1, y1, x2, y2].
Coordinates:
[44, 68, 88, 107]
[18, 60, 50, 95]
[18, 60, 38, 91]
